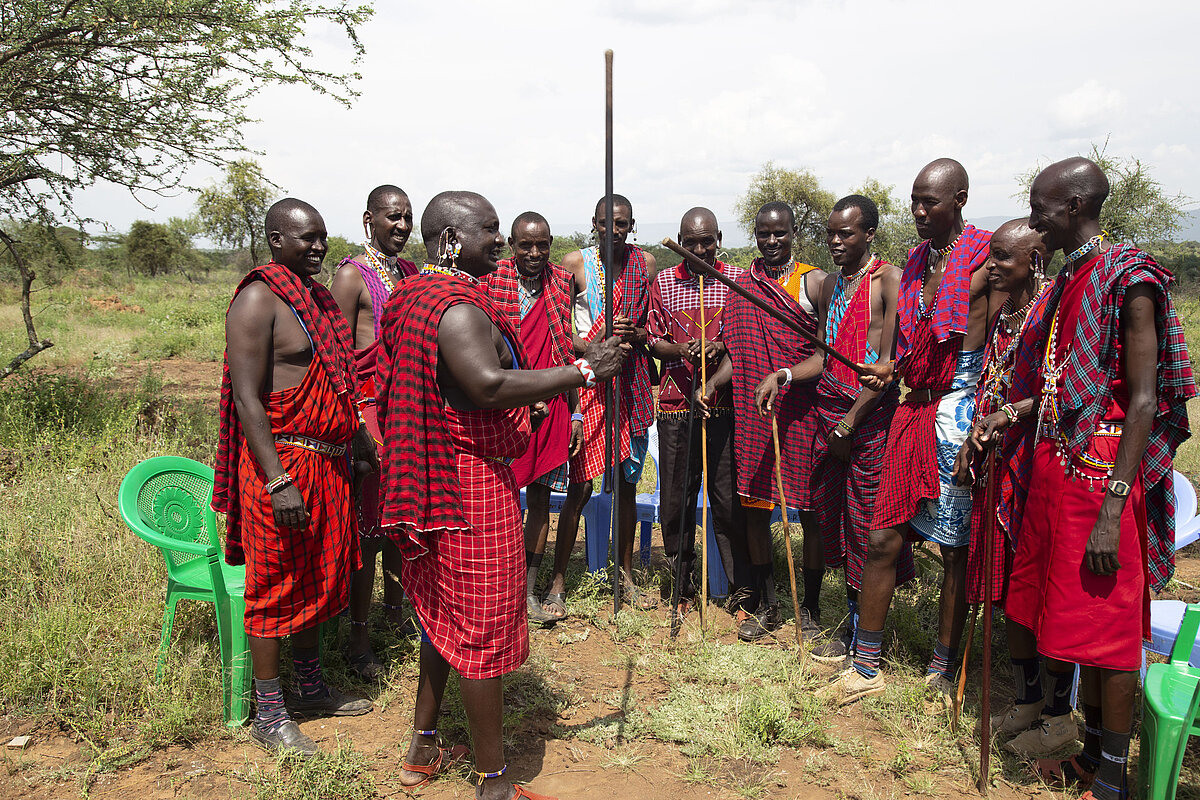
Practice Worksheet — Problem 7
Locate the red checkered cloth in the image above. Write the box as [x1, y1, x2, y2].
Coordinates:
[896, 225, 990, 358]
[400, 404, 531, 679]
[484, 259, 575, 368]
[570, 246, 654, 482]
[818, 258, 887, 400]
[723, 259, 821, 507]
[236, 356, 360, 637]
[869, 311, 962, 530]
[1002, 244, 1196, 592]
[213, 262, 357, 565]
[647, 261, 744, 412]
[376, 271, 531, 553]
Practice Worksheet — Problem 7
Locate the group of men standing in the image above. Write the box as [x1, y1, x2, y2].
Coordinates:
[213, 155, 1194, 800]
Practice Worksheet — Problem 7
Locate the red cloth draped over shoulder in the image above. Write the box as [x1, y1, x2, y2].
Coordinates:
[375, 271, 532, 554]
[213, 262, 357, 565]
[484, 259, 575, 367]
[723, 260, 820, 507]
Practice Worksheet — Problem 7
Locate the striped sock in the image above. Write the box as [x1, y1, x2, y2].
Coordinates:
[253, 677, 289, 732]
[852, 626, 883, 678]
[927, 642, 955, 680]
[293, 647, 328, 700]
[1092, 728, 1130, 800]
[1079, 703, 1103, 772]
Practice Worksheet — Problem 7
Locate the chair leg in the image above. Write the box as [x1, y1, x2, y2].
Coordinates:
[639, 521, 651, 567]
[1142, 704, 1184, 800]
[227, 597, 251, 728]
[156, 592, 180, 682]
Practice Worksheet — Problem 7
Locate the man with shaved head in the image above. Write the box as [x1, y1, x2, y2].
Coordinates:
[330, 184, 420, 679]
[215, 198, 375, 756]
[544, 194, 658, 613]
[480, 212, 582, 625]
[376, 191, 627, 798]
[647, 207, 746, 619]
[970, 158, 1194, 798]
[821, 159, 992, 706]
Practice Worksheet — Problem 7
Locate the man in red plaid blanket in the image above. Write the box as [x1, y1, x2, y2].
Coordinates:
[216, 198, 375, 757]
[377, 191, 627, 799]
[820, 160, 993, 706]
[479, 212, 582, 626]
[970, 159, 1194, 800]
[330, 184, 419, 680]
[543, 194, 658, 614]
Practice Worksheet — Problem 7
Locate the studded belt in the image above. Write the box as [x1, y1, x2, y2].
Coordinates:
[275, 435, 348, 457]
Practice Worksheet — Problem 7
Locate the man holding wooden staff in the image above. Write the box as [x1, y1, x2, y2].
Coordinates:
[648, 207, 746, 618]
[821, 159, 992, 705]
[972, 158, 1194, 799]
[756, 195, 908, 666]
[709, 201, 826, 641]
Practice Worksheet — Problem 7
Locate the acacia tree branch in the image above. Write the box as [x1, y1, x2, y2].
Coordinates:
[0, 227, 54, 380]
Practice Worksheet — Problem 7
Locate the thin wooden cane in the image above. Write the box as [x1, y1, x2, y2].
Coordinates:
[953, 603, 979, 731]
[698, 275, 710, 633]
[979, 447, 998, 795]
[603, 49, 620, 616]
[770, 415, 803, 649]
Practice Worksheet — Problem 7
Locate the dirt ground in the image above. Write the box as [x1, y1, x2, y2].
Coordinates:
[5, 358, 1199, 799]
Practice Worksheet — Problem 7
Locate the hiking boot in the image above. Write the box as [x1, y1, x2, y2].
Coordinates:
[817, 666, 885, 705]
[249, 719, 318, 758]
[798, 607, 822, 640]
[923, 673, 955, 715]
[288, 684, 373, 717]
[737, 605, 782, 642]
[1004, 712, 1078, 756]
[988, 701, 1044, 737]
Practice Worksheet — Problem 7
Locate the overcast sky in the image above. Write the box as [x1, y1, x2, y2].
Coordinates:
[70, 0, 1199, 248]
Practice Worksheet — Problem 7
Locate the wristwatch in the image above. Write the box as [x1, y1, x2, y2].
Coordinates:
[1106, 479, 1132, 497]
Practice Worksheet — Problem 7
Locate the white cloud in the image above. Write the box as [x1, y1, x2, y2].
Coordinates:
[1053, 80, 1126, 132]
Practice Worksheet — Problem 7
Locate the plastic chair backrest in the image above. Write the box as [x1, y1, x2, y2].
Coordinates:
[1174, 471, 1198, 529]
[1171, 604, 1200, 666]
[645, 422, 660, 494]
[118, 456, 221, 575]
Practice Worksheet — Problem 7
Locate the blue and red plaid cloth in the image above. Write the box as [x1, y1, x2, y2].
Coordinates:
[896, 224, 990, 359]
[1000, 243, 1195, 591]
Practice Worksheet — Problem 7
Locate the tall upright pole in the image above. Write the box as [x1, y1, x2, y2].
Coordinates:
[604, 49, 621, 615]
[697, 275, 710, 633]
[979, 447, 997, 795]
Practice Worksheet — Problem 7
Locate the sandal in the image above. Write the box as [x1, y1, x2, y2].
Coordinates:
[541, 592, 567, 620]
[401, 741, 470, 789]
[1034, 754, 1096, 788]
[527, 593, 559, 626]
[511, 786, 558, 800]
[621, 583, 659, 611]
[345, 648, 385, 681]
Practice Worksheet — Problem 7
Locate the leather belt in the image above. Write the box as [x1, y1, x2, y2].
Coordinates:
[276, 435, 348, 457]
[904, 388, 950, 404]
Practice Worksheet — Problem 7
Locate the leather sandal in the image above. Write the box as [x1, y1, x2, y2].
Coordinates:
[401, 743, 470, 789]
[1034, 754, 1095, 788]
[526, 593, 559, 626]
[511, 785, 559, 800]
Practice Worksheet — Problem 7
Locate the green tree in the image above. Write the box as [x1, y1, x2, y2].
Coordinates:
[194, 159, 279, 265]
[851, 178, 920, 267]
[0, 0, 371, 378]
[124, 220, 197, 278]
[1015, 142, 1192, 247]
[734, 162, 837, 268]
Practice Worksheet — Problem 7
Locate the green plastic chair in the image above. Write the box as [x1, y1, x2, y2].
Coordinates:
[118, 456, 251, 728]
[1141, 602, 1200, 800]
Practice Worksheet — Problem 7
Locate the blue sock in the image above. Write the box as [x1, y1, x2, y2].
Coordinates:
[1044, 665, 1075, 716]
[1011, 656, 1044, 706]
[852, 626, 883, 678]
[254, 676, 289, 732]
[293, 646, 328, 700]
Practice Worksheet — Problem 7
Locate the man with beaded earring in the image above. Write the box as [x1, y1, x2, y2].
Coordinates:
[951, 220, 1076, 757]
[971, 158, 1194, 800]
[479, 212, 582, 626]
[330, 185, 420, 679]
[755, 195, 908, 665]
[376, 191, 628, 799]
[819, 159, 992, 706]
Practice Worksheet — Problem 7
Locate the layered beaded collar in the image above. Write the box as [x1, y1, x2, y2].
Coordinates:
[421, 262, 480, 286]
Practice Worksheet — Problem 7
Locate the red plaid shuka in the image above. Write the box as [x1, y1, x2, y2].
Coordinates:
[570, 246, 654, 482]
[213, 262, 358, 565]
[376, 270, 531, 550]
[1001, 244, 1195, 591]
[896, 225, 991, 358]
[484, 259, 575, 368]
[724, 259, 821, 507]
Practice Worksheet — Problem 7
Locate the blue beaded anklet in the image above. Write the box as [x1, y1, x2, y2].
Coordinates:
[415, 728, 437, 737]
[475, 764, 506, 784]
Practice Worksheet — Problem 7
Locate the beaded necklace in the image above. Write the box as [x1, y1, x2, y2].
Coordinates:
[999, 283, 1043, 335]
[838, 254, 876, 297]
[421, 262, 480, 286]
[981, 281, 1048, 406]
[762, 258, 797, 283]
[362, 242, 400, 293]
[926, 230, 964, 273]
[1065, 232, 1104, 265]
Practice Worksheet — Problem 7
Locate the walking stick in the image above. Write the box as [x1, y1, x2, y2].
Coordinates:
[953, 603, 979, 731]
[979, 447, 998, 795]
[698, 275, 710, 633]
[670, 367, 701, 639]
[661, 238, 866, 377]
[770, 415, 803, 649]
[603, 50, 621, 616]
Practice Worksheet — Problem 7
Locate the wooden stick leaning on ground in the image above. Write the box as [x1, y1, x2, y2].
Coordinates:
[953, 603, 979, 730]
[979, 447, 997, 796]
[660, 238, 867, 377]
[698, 274, 710, 633]
[770, 415, 803, 650]
[670, 367, 701, 639]
[603, 49, 621, 615]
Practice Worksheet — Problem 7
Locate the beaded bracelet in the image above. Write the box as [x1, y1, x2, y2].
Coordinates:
[264, 472, 294, 495]
[1000, 403, 1019, 424]
[836, 419, 854, 436]
[475, 764, 507, 784]
[573, 358, 597, 388]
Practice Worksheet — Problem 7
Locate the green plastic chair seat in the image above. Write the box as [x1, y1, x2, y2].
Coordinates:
[1142, 602, 1200, 800]
[118, 456, 251, 728]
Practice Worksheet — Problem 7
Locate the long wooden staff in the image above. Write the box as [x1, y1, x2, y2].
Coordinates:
[770, 415, 803, 649]
[669, 367, 701, 639]
[953, 603, 979, 730]
[661, 238, 866, 377]
[604, 50, 621, 615]
[698, 275, 710, 633]
[979, 447, 998, 795]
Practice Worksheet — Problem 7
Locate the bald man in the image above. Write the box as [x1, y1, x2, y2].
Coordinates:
[820, 159, 992, 706]
[972, 158, 1194, 798]
[376, 191, 627, 799]
[215, 198, 375, 756]
[331, 184, 420, 679]
[647, 207, 746, 618]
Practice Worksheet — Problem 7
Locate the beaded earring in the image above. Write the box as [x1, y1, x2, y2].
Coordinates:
[437, 230, 461, 265]
[1032, 251, 1046, 283]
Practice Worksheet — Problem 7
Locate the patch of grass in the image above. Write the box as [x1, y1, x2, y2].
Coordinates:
[241, 737, 376, 800]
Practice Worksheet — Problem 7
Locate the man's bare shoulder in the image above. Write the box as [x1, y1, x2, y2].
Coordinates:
[228, 280, 281, 318]
[561, 249, 587, 284]
[330, 257, 367, 298]
[643, 249, 659, 280]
